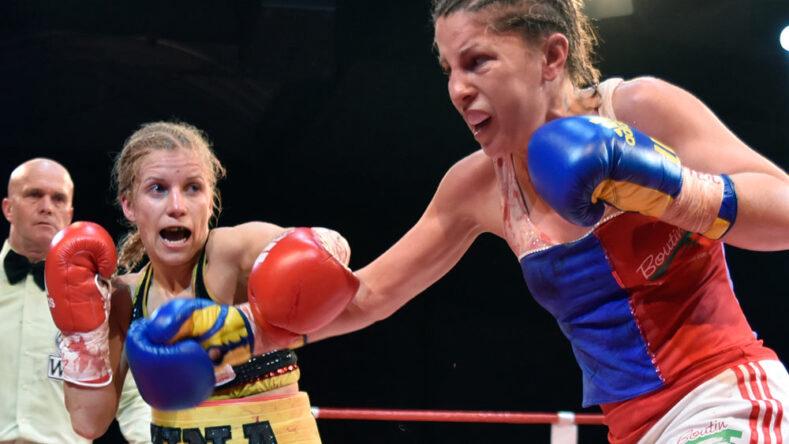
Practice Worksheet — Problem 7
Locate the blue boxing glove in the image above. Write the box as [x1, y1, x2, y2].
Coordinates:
[126, 317, 215, 410]
[528, 116, 736, 239]
[125, 298, 257, 410]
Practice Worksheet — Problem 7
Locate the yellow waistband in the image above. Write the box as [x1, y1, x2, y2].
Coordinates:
[152, 392, 320, 444]
[210, 367, 301, 400]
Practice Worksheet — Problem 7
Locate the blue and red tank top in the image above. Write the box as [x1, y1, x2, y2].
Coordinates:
[497, 78, 777, 441]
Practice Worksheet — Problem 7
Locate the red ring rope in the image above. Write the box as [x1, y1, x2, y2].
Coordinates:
[311, 407, 605, 425]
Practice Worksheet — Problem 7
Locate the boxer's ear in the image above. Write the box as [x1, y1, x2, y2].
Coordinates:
[541, 33, 569, 82]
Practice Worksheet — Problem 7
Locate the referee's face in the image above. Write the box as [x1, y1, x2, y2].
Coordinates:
[3, 160, 74, 259]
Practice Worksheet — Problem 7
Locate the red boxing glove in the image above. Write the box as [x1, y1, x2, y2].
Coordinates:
[247, 227, 359, 345]
[45, 221, 117, 386]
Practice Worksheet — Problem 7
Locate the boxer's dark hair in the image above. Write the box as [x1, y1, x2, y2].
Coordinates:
[432, 0, 600, 88]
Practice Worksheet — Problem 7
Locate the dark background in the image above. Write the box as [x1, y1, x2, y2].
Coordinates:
[1, 1, 787, 443]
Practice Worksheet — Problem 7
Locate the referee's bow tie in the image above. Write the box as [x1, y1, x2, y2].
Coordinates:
[4, 249, 45, 290]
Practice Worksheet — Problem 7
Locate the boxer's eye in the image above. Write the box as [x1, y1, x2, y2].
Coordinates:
[185, 182, 204, 194]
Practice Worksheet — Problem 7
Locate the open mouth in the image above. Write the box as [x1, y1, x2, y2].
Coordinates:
[466, 110, 492, 137]
[159, 226, 192, 244]
[472, 117, 491, 136]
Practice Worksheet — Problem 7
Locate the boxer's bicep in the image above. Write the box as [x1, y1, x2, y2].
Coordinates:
[209, 222, 287, 275]
[614, 76, 783, 178]
[614, 76, 789, 248]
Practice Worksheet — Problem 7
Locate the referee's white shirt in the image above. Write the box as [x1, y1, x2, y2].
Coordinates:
[0, 241, 151, 443]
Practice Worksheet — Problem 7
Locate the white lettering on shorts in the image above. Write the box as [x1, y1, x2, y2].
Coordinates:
[676, 420, 743, 443]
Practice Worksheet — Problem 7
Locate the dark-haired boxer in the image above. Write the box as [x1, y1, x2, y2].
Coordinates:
[304, 1, 789, 443]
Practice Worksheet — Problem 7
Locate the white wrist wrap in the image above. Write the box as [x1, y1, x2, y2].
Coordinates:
[310, 227, 351, 267]
[60, 319, 112, 387]
[662, 168, 725, 236]
[59, 276, 113, 387]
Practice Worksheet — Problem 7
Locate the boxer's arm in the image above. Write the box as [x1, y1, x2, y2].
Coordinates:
[64, 281, 132, 439]
[209, 221, 354, 314]
[613, 76, 789, 250]
[205, 222, 288, 304]
[64, 348, 126, 439]
[46, 222, 130, 438]
[309, 154, 491, 341]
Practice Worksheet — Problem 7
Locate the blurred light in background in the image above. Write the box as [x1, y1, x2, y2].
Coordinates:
[781, 25, 789, 52]
[584, 0, 634, 19]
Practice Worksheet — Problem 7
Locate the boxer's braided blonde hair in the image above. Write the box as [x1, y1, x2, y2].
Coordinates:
[112, 121, 227, 272]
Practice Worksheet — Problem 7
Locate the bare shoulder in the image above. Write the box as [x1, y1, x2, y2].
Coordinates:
[612, 76, 786, 177]
[110, 272, 140, 333]
[446, 149, 494, 180]
[431, 149, 499, 233]
[208, 222, 287, 271]
[210, 222, 283, 249]
[611, 76, 696, 133]
[436, 149, 496, 207]
[112, 271, 140, 296]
